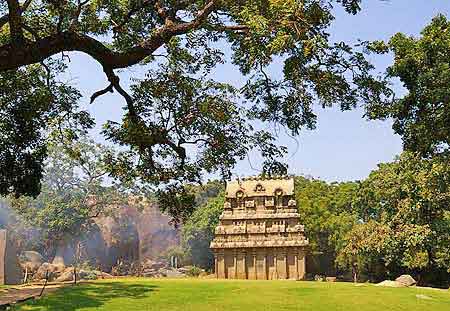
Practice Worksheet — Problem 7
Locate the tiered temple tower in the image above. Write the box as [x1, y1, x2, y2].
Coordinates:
[210, 176, 308, 280]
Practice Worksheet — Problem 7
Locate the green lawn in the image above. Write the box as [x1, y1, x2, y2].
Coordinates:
[11, 278, 450, 311]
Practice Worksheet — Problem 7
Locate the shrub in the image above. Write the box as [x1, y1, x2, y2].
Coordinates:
[186, 266, 203, 277]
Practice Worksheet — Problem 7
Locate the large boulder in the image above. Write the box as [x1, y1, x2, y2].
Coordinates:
[55, 269, 74, 282]
[35, 263, 55, 281]
[55, 269, 111, 282]
[142, 259, 167, 271]
[375, 280, 406, 288]
[34, 263, 65, 281]
[93, 271, 113, 279]
[77, 269, 98, 280]
[20, 251, 44, 266]
[395, 275, 416, 287]
[52, 208, 142, 272]
[20, 251, 45, 276]
[45, 203, 177, 275]
[135, 204, 179, 260]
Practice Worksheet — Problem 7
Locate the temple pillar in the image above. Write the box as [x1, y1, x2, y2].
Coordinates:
[263, 251, 268, 280]
[286, 248, 296, 280]
[298, 249, 306, 280]
[237, 250, 246, 279]
[277, 248, 287, 279]
[234, 249, 238, 279]
[274, 252, 278, 280]
[215, 250, 225, 278]
[214, 253, 218, 278]
[225, 249, 234, 279]
[253, 250, 257, 280]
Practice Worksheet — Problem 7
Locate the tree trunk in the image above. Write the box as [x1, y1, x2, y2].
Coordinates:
[352, 263, 358, 283]
[74, 266, 77, 285]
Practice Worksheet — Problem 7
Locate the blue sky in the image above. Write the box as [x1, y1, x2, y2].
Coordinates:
[62, 0, 450, 182]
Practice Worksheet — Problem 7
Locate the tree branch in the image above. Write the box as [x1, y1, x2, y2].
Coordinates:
[0, 0, 218, 118]
[0, 0, 218, 72]
[0, 0, 33, 30]
[181, 0, 217, 30]
[103, 67, 136, 117]
[90, 83, 114, 104]
[6, 0, 25, 45]
[70, 0, 90, 31]
[113, 0, 155, 33]
[209, 24, 249, 33]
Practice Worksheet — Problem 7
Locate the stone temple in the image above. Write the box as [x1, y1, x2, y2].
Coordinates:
[210, 176, 308, 280]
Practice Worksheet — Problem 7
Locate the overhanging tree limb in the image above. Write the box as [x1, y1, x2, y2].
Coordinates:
[0, 0, 218, 72]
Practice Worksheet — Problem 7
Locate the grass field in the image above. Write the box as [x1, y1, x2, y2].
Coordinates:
[11, 278, 450, 311]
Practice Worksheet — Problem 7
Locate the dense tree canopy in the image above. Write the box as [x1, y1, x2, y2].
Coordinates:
[0, 61, 93, 197]
[181, 191, 224, 269]
[0, 0, 389, 198]
[338, 152, 450, 287]
[294, 176, 358, 275]
[367, 14, 450, 157]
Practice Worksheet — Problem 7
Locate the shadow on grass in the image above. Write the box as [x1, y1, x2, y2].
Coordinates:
[15, 282, 157, 311]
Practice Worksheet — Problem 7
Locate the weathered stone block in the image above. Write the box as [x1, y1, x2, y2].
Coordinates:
[0, 230, 22, 285]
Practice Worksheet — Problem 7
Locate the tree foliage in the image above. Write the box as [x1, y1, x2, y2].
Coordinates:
[8, 138, 138, 253]
[294, 176, 358, 275]
[181, 191, 224, 269]
[0, 61, 93, 197]
[0, 0, 389, 198]
[367, 14, 450, 157]
[338, 152, 450, 286]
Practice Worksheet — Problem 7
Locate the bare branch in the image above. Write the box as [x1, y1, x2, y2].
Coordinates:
[90, 83, 114, 104]
[177, 0, 217, 31]
[103, 67, 136, 116]
[155, 0, 170, 21]
[40, 61, 51, 88]
[209, 24, 249, 33]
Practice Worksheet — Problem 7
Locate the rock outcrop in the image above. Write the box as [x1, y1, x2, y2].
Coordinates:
[375, 280, 406, 288]
[50, 203, 179, 272]
[19, 251, 44, 275]
[375, 275, 417, 288]
[395, 274, 416, 287]
[34, 262, 65, 281]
